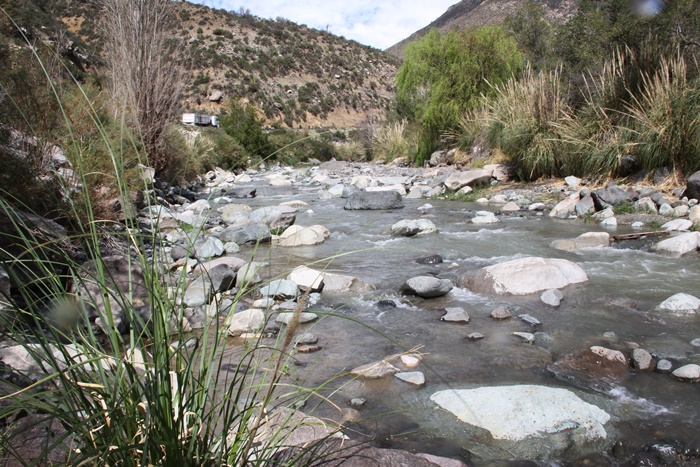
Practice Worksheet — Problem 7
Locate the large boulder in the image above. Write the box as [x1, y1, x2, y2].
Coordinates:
[390, 219, 437, 236]
[220, 221, 271, 245]
[260, 279, 298, 300]
[444, 169, 493, 191]
[227, 309, 265, 336]
[322, 272, 375, 295]
[287, 266, 324, 292]
[549, 193, 580, 218]
[591, 181, 638, 210]
[401, 276, 453, 298]
[217, 204, 252, 224]
[656, 293, 700, 314]
[462, 257, 588, 295]
[683, 170, 700, 201]
[430, 385, 610, 459]
[344, 191, 404, 210]
[250, 206, 297, 230]
[650, 232, 699, 257]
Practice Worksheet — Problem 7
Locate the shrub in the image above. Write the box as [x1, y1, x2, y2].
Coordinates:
[371, 120, 416, 163]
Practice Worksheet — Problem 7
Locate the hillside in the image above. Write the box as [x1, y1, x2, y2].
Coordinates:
[387, 0, 578, 58]
[3, 0, 400, 129]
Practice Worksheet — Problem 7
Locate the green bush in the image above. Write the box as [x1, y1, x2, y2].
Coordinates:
[396, 26, 523, 164]
[220, 101, 274, 159]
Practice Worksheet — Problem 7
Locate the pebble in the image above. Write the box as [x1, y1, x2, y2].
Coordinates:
[294, 333, 318, 346]
[631, 221, 644, 228]
[540, 289, 563, 307]
[466, 332, 484, 341]
[518, 314, 541, 326]
[296, 344, 323, 354]
[401, 354, 421, 368]
[349, 397, 367, 407]
[691, 338, 700, 347]
[631, 348, 653, 371]
[656, 359, 673, 373]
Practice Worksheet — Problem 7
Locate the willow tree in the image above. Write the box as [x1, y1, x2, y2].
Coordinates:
[396, 26, 523, 164]
[101, 0, 182, 172]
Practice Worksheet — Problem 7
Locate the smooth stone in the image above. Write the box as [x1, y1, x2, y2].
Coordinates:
[565, 176, 581, 187]
[590, 346, 627, 364]
[541, 289, 563, 307]
[401, 355, 421, 368]
[501, 202, 520, 212]
[635, 197, 658, 213]
[673, 205, 690, 217]
[491, 306, 512, 320]
[466, 332, 484, 340]
[631, 348, 653, 371]
[395, 371, 425, 386]
[518, 314, 541, 326]
[184, 277, 212, 308]
[390, 219, 438, 236]
[656, 293, 700, 314]
[260, 279, 298, 300]
[276, 312, 318, 325]
[656, 359, 673, 373]
[297, 344, 323, 353]
[650, 232, 699, 257]
[322, 273, 375, 295]
[227, 309, 265, 336]
[350, 360, 399, 379]
[430, 385, 610, 455]
[349, 397, 367, 407]
[462, 257, 588, 296]
[671, 364, 700, 382]
[444, 169, 493, 190]
[631, 221, 645, 228]
[513, 332, 535, 344]
[549, 193, 579, 218]
[288, 266, 324, 292]
[574, 232, 610, 248]
[691, 338, 700, 347]
[441, 307, 470, 323]
[600, 217, 617, 227]
[661, 219, 693, 231]
[659, 203, 674, 216]
[401, 276, 453, 298]
[194, 237, 225, 259]
[471, 213, 499, 224]
[689, 205, 700, 222]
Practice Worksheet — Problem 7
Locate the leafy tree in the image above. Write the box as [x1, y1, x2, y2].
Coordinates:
[220, 101, 274, 159]
[395, 26, 523, 163]
[504, 0, 555, 70]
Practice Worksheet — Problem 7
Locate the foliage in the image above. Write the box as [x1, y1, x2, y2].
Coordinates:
[396, 26, 523, 164]
[220, 101, 274, 160]
[503, 0, 555, 71]
[371, 119, 417, 163]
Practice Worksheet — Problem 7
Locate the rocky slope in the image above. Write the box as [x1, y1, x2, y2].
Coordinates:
[387, 0, 578, 58]
[5, 0, 399, 129]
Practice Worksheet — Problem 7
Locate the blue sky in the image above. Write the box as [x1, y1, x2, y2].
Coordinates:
[191, 0, 459, 49]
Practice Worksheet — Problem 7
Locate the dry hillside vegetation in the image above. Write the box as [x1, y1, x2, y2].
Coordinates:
[55, 1, 399, 129]
[387, 0, 578, 58]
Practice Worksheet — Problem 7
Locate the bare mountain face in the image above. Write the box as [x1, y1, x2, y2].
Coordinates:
[387, 0, 578, 58]
[7, 0, 400, 129]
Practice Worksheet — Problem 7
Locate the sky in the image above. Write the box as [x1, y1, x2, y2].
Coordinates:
[191, 0, 459, 50]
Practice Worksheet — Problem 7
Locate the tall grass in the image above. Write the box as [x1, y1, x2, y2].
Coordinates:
[462, 66, 570, 180]
[371, 119, 416, 163]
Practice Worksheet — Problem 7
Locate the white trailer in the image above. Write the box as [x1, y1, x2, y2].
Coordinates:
[182, 113, 219, 127]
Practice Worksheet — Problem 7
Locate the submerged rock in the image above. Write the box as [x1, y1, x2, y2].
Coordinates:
[656, 293, 700, 315]
[390, 219, 437, 236]
[441, 307, 470, 323]
[462, 257, 588, 296]
[430, 385, 610, 459]
[395, 371, 425, 386]
[548, 348, 629, 392]
[350, 360, 399, 379]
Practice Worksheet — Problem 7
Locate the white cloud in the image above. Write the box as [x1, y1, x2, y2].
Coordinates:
[190, 0, 458, 49]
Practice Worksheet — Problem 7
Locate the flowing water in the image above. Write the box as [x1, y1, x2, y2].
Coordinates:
[220, 183, 700, 464]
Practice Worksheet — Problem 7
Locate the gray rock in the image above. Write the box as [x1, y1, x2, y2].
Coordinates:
[656, 293, 700, 314]
[662, 219, 693, 231]
[444, 169, 493, 191]
[349, 397, 367, 407]
[541, 289, 563, 307]
[430, 385, 610, 459]
[549, 193, 580, 218]
[575, 195, 596, 217]
[322, 273, 375, 295]
[656, 359, 673, 373]
[592, 181, 637, 210]
[0, 265, 10, 301]
[344, 191, 404, 210]
[600, 217, 617, 228]
[689, 205, 700, 223]
[295, 333, 318, 346]
[236, 261, 264, 287]
[260, 279, 298, 300]
[276, 312, 318, 325]
[170, 245, 189, 261]
[631, 348, 653, 371]
[565, 176, 582, 187]
[471, 211, 499, 224]
[415, 254, 443, 264]
[184, 276, 213, 308]
[691, 338, 700, 347]
[467, 332, 484, 340]
[671, 364, 700, 382]
[674, 205, 690, 218]
[574, 232, 610, 249]
[220, 222, 271, 245]
[194, 236, 224, 259]
[513, 332, 535, 344]
[441, 307, 470, 323]
[227, 309, 265, 336]
[501, 201, 520, 212]
[350, 360, 399, 379]
[278, 225, 329, 247]
[462, 257, 588, 296]
[288, 266, 324, 292]
[683, 170, 700, 200]
[395, 371, 425, 386]
[658, 203, 674, 216]
[491, 306, 512, 320]
[635, 197, 658, 213]
[401, 276, 453, 298]
[390, 219, 437, 236]
[650, 232, 699, 257]
[518, 314, 541, 326]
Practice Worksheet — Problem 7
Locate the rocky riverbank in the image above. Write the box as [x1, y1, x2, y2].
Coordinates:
[2, 158, 700, 465]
